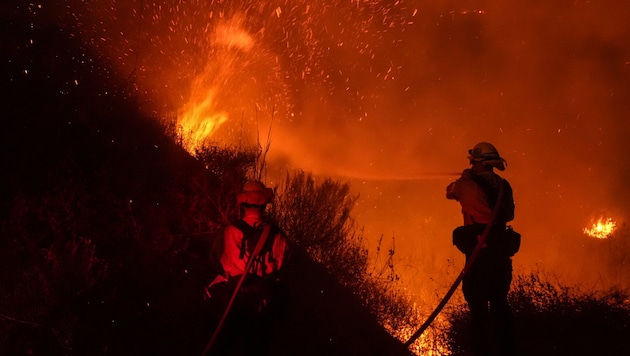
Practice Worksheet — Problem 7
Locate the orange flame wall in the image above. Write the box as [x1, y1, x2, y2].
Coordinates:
[66, 0, 630, 297]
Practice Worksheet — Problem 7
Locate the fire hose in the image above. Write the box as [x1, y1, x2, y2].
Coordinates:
[394, 183, 505, 355]
[202, 224, 272, 356]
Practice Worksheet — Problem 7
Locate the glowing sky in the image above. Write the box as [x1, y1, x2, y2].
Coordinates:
[39, 0, 630, 298]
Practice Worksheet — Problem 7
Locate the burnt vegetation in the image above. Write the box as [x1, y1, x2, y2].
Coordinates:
[2, 5, 630, 356]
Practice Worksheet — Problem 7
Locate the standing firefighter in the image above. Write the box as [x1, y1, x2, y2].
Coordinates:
[446, 142, 521, 356]
[204, 180, 289, 356]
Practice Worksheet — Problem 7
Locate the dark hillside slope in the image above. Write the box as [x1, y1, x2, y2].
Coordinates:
[1, 6, 412, 356]
[268, 249, 412, 356]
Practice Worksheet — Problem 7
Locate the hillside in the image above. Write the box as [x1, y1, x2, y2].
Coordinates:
[1, 6, 413, 356]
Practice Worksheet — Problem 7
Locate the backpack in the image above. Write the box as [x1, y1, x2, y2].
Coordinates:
[206, 221, 282, 312]
[232, 220, 280, 277]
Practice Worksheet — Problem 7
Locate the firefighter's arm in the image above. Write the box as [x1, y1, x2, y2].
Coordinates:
[446, 182, 458, 200]
[446, 169, 472, 200]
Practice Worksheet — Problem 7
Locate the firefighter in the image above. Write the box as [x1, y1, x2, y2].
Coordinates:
[446, 142, 518, 356]
[220, 180, 288, 280]
[205, 180, 289, 355]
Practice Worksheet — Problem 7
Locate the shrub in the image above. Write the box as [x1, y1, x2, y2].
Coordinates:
[272, 171, 417, 337]
[444, 269, 630, 355]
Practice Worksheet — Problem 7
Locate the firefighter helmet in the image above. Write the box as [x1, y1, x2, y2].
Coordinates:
[467, 142, 507, 171]
[237, 180, 274, 206]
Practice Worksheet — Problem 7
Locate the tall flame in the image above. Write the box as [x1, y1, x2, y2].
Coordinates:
[175, 15, 266, 154]
[177, 87, 228, 154]
[583, 217, 616, 239]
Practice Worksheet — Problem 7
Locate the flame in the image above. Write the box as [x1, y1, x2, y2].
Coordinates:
[388, 317, 451, 355]
[175, 17, 257, 154]
[583, 217, 616, 239]
[174, 15, 289, 154]
[177, 87, 228, 154]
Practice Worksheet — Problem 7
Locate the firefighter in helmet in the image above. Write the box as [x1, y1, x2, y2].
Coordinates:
[220, 180, 287, 280]
[206, 180, 288, 355]
[446, 142, 519, 356]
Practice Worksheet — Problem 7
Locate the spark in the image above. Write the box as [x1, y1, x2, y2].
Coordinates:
[61, 0, 417, 152]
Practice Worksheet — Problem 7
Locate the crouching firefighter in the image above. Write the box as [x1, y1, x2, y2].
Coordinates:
[446, 142, 521, 356]
[203, 180, 289, 356]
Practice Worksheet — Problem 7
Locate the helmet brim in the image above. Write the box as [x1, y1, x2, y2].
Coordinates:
[484, 158, 506, 171]
[237, 188, 274, 205]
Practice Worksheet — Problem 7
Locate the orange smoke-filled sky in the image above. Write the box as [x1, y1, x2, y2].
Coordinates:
[59, 0, 630, 296]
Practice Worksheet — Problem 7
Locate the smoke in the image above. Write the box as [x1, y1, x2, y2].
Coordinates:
[269, 1, 630, 294]
[61, 0, 630, 297]
[278, 0, 630, 295]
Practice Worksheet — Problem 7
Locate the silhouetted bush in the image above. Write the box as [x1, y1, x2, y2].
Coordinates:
[444, 270, 630, 355]
[272, 171, 417, 336]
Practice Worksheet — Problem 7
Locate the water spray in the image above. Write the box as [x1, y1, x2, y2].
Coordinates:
[321, 171, 462, 181]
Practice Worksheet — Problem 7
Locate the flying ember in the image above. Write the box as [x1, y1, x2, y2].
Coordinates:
[583, 217, 616, 239]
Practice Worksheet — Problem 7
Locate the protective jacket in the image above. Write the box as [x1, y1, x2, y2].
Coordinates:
[220, 211, 288, 279]
[446, 169, 514, 226]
